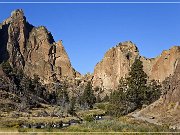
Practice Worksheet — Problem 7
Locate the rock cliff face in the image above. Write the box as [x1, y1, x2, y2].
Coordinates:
[138, 59, 180, 129]
[141, 46, 180, 82]
[1, 9, 180, 93]
[0, 9, 80, 84]
[93, 41, 180, 91]
[163, 59, 180, 105]
[92, 41, 139, 93]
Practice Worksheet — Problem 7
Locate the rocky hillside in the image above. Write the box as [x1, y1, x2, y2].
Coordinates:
[0, 9, 80, 84]
[93, 41, 180, 92]
[136, 59, 180, 129]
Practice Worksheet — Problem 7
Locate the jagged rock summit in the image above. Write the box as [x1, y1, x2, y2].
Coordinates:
[0, 9, 80, 83]
[93, 41, 180, 92]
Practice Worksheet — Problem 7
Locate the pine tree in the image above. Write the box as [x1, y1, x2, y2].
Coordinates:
[108, 77, 127, 116]
[126, 58, 148, 108]
[145, 80, 161, 105]
[108, 59, 162, 116]
[68, 96, 76, 116]
[82, 82, 96, 109]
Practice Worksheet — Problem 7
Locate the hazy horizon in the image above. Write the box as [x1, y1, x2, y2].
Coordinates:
[0, 3, 180, 74]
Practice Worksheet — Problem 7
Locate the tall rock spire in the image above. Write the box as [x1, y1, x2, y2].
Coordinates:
[0, 9, 80, 84]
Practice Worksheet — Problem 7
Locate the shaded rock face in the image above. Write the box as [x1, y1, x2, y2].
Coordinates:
[0, 9, 79, 84]
[162, 59, 180, 104]
[93, 41, 180, 92]
[0, 21, 10, 63]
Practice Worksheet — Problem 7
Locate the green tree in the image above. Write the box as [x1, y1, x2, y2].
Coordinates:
[1, 61, 13, 76]
[108, 78, 128, 116]
[32, 74, 44, 97]
[96, 94, 101, 103]
[33, 74, 40, 85]
[126, 58, 148, 108]
[68, 96, 76, 116]
[57, 85, 69, 104]
[102, 94, 109, 102]
[94, 86, 104, 103]
[145, 80, 161, 105]
[20, 76, 32, 92]
[109, 78, 127, 105]
[82, 82, 96, 109]
[108, 59, 162, 117]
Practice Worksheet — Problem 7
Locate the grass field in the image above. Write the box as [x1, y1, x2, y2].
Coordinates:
[0, 106, 179, 135]
[0, 116, 178, 135]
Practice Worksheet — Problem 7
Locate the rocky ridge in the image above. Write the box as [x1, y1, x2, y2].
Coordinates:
[93, 41, 180, 92]
[0, 9, 80, 84]
[1, 9, 180, 98]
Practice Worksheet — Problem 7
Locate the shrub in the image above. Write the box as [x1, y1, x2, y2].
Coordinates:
[83, 115, 94, 122]
[18, 128, 28, 132]
[96, 103, 108, 110]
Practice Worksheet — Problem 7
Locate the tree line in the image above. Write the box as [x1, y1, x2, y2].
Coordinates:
[0, 59, 162, 117]
[107, 58, 161, 116]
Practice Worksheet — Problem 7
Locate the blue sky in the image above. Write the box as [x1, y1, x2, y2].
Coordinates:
[0, 2, 180, 74]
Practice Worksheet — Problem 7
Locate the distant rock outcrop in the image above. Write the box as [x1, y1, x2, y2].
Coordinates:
[0, 9, 80, 84]
[93, 41, 180, 93]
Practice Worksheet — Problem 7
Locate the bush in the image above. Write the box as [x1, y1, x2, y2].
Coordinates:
[18, 128, 28, 132]
[1, 61, 13, 76]
[96, 103, 108, 110]
[83, 115, 94, 122]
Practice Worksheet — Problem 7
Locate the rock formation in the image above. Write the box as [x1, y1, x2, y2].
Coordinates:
[141, 46, 180, 82]
[0, 9, 80, 84]
[92, 41, 139, 93]
[138, 59, 180, 129]
[1, 9, 180, 95]
[93, 41, 180, 92]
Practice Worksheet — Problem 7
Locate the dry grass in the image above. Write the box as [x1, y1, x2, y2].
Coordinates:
[77, 109, 105, 117]
[0, 116, 178, 134]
